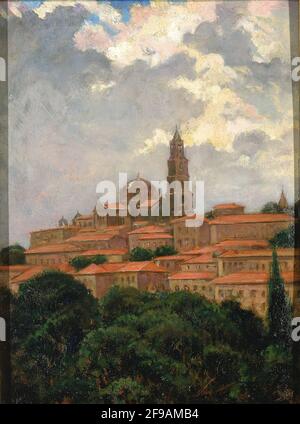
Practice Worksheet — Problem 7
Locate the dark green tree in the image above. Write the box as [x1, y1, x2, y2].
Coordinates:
[261, 201, 282, 214]
[205, 210, 214, 219]
[11, 283, 294, 403]
[77, 288, 273, 404]
[154, 245, 177, 257]
[69, 254, 107, 270]
[11, 270, 99, 403]
[221, 300, 267, 352]
[101, 378, 150, 404]
[129, 247, 154, 261]
[269, 225, 295, 248]
[0, 244, 25, 265]
[268, 250, 292, 348]
[264, 251, 293, 402]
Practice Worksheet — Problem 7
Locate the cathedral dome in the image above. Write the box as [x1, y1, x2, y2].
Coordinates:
[123, 174, 159, 200]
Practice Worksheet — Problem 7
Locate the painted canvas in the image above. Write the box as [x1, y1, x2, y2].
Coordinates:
[0, 0, 299, 406]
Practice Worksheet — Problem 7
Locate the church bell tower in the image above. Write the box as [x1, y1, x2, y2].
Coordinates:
[167, 127, 190, 216]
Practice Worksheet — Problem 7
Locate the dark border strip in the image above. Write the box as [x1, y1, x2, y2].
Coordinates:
[0, 0, 10, 404]
[289, 0, 300, 403]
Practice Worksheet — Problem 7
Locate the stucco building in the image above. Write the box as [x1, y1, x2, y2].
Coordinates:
[128, 225, 170, 251]
[209, 213, 292, 244]
[180, 253, 218, 275]
[9, 263, 74, 293]
[65, 232, 127, 250]
[25, 243, 82, 265]
[30, 226, 79, 248]
[213, 272, 300, 317]
[168, 271, 215, 299]
[76, 261, 168, 298]
[16, 126, 299, 321]
[217, 248, 300, 276]
[154, 254, 193, 272]
[213, 203, 245, 217]
[137, 233, 174, 250]
[171, 215, 210, 251]
[78, 248, 128, 263]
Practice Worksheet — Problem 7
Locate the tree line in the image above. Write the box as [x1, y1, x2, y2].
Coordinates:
[3, 250, 297, 404]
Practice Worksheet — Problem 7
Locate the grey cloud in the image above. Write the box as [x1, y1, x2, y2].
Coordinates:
[7, 3, 294, 245]
[186, 133, 293, 212]
[184, 1, 290, 86]
[183, 0, 291, 131]
[9, 8, 112, 97]
[233, 130, 268, 157]
[184, 2, 256, 68]
[8, 8, 204, 244]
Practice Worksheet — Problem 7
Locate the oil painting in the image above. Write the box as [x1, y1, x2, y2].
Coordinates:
[0, 0, 299, 405]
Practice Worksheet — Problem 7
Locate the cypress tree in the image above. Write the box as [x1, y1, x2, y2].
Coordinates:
[268, 249, 292, 348]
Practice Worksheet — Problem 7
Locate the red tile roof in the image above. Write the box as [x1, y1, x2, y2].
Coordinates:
[80, 249, 128, 256]
[171, 214, 208, 224]
[10, 263, 75, 284]
[212, 272, 300, 285]
[209, 213, 293, 225]
[118, 261, 167, 273]
[138, 233, 173, 240]
[104, 225, 128, 232]
[77, 261, 167, 275]
[0, 265, 32, 272]
[10, 266, 45, 283]
[169, 272, 215, 280]
[77, 263, 125, 275]
[220, 248, 299, 258]
[183, 254, 215, 264]
[128, 225, 168, 235]
[154, 255, 193, 261]
[55, 263, 75, 273]
[182, 246, 222, 255]
[216, 239, 269, 249]
[213, 203, 244, 210]
[26, 243, 81, 255]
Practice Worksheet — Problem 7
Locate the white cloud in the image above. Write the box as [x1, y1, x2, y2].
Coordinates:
[237, 10, 291, 63]
[74, 1, 217, 67]
[7, 1, 295, 244]
[135, 128, 171, 155]
[90, 80, 115, 93]
[34, 0, 123, 26]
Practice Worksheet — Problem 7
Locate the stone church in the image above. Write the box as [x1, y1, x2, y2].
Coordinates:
[65, 128, 191, 230]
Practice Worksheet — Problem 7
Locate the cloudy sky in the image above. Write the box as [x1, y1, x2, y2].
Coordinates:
[5, 0, 294, 245]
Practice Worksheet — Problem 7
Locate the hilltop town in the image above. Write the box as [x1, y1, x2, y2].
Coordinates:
[1, 130, 299, 318]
